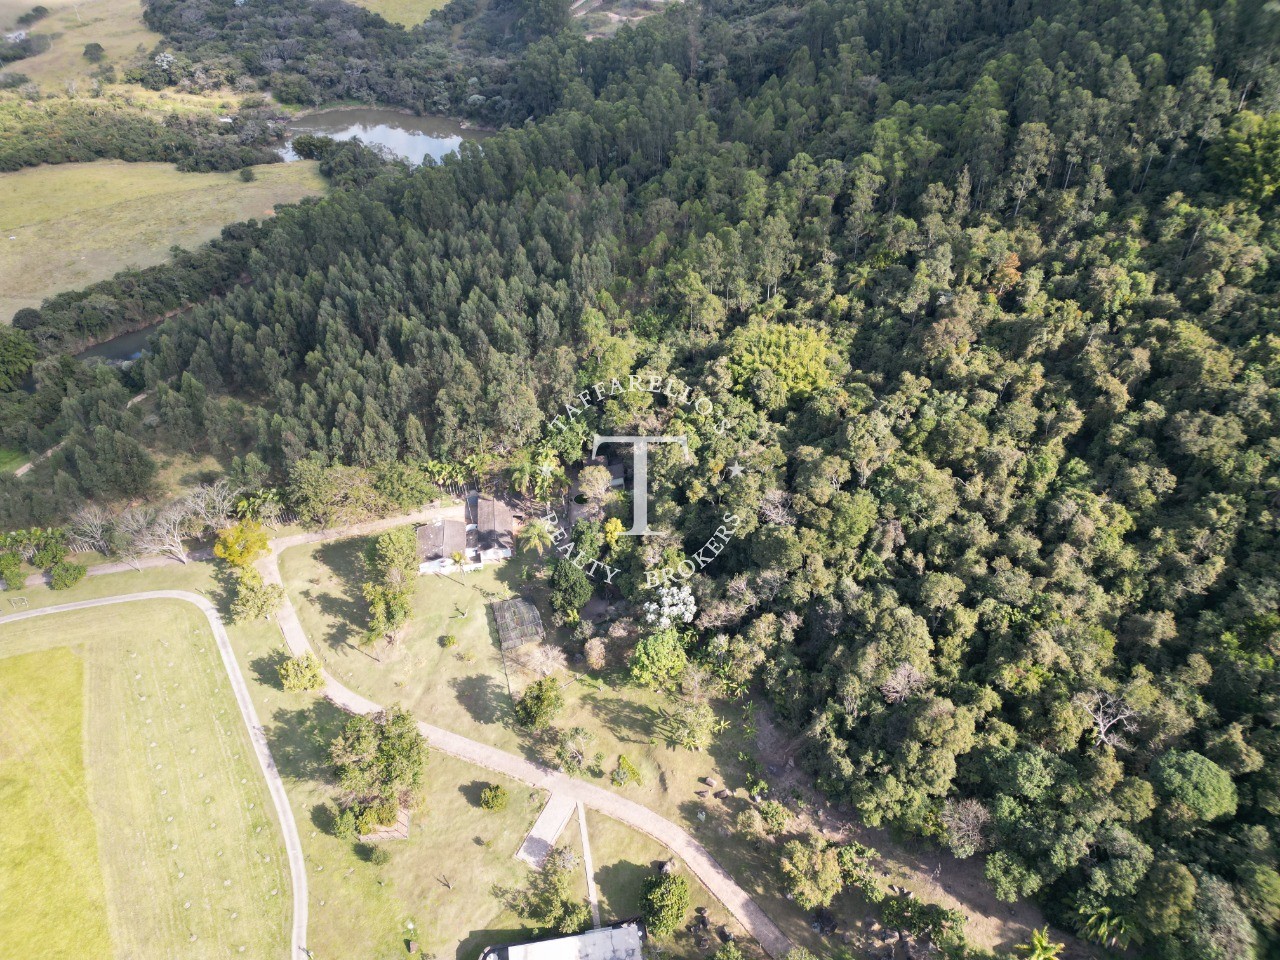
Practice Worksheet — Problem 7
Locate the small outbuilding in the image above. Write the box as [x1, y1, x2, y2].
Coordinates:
[479, 920, 644, 960]
[491, 597, 545, 651]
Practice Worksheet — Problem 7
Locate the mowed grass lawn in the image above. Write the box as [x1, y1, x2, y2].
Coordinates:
[586, 810, 748, 949]
[0, 159, 325, 317]
[0, 562, 744, 958]
[346, 0, 449, 27]
[0, 648, 113, 960]
[278, 538, 816, 955]
[251, 688, 556, 960]
[0, 600, 290, 959]
[233, 607, 743, 960]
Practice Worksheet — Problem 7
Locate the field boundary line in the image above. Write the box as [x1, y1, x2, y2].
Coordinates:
[0, 591, 309, 960]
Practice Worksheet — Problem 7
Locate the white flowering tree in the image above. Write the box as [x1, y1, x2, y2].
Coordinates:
[643, 584, 696, 630]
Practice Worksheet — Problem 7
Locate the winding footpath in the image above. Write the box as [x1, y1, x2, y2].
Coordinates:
[0, 591, 310, 960]
[256, 508, 793, 958]
[0, 506, 792, 960]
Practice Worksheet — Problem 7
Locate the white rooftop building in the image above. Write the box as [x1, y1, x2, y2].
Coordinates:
[482, 921, 644, 960]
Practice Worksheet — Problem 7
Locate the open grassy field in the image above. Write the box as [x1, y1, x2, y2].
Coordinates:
[347, 0, 449, 27]
[276, 539, 844, 954]
[0, 648, 114, 960]
[0, 159, 324, 317]
[1, 555, 754, 958]
[0, 0, 158, 89]
[0, 600, 291, 959]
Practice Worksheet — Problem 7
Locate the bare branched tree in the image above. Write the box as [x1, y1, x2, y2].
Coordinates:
[111, 508, 155, 570]
[68, 504, 112, 554]
[584, 637, 607, 671]
[184, 479, 239, 532]
[725, 574, 758, 607]
[941, 798, 991, 858]
[759, 488, 795, 526]
[679, 662, 713, 704]
[880, 663, 928, 703]
[696, 598, 746, 631]
[1074, 690, 1138, 749]
[138, 504, 194, 564]
[514, 642, 568, 677]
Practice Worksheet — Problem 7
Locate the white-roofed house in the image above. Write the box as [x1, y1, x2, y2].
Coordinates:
[479, 920, 645, 960]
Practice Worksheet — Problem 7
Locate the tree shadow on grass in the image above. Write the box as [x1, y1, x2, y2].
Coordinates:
[580, 690, 665, 744]
[209, 565, 240, 617]
[310, 801, 336, 834]
[309, 539, 369, 648]
[459, 779, 490, 808]
[450, 673, 512, 727]
[456, 926, 531, 960]
[250, 649, 289, 690]
[595, 859, 664, 917]
[265, 699, 348, 784]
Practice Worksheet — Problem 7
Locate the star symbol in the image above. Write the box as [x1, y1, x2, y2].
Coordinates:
[726, 461, 745, 479]
[538, 462, 555, 478]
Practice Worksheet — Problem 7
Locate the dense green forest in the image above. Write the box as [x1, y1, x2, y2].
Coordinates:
[2, 0, 1279, 956]
[0, 99, 285, 173]
[137, 0, 561, 120]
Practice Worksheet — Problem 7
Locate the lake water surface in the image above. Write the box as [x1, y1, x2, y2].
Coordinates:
[77, 324, 160, 363]
[279, 108, 488, 165]
[74, 110, 487, 365]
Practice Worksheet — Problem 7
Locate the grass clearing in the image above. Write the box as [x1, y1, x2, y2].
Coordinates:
[278, 540, 840, 953]
[264, 698, 553, 960]
[1, 160, 320, 317]
[0, 446, 26, 471]
[0, 600, 290, 958]
[346, 0, 449, 27]
[585, 810, 750, 953]
[0, 159, 325, 317]
[0, 0, 158, 89]
[0, 648, 113, 960]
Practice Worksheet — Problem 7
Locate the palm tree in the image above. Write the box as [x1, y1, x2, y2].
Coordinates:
[1017, 927, 1065, 960]
[422, 459, 450, 484]
[509, 452, 536, 497]
[462, 452, 493, 486]
[516, 518, 555, 556]
[1079, 906, 1141, 950]
[532, 453, 566, 503]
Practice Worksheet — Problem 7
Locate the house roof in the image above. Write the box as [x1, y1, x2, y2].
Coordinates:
[483, 920, 643, 960]
[469, 495, 514, 551]
[416, 518, 469, 561]
[491, 597, 545, 651]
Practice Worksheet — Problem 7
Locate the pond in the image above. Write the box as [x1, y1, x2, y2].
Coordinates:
[66, 110, 489, 367]
[278, 108, 489, 165]
[76, 322, 162, 364]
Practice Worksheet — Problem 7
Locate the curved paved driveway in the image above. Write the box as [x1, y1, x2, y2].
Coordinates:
[258, 538, 792, 958]
[3, 506, 792, 959]
[0, 592, 310, 960]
